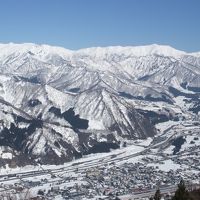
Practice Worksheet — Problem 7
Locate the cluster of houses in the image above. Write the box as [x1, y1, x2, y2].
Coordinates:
[45, 158, 200, 199]
[0, 149, 199, 199]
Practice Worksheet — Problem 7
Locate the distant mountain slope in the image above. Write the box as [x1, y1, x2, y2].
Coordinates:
[0, 43, 199, 165]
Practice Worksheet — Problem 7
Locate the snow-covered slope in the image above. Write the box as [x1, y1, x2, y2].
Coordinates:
[0, 43, 199, 165]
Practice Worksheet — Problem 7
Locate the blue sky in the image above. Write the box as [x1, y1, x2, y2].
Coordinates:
[0, 0, 199, 52]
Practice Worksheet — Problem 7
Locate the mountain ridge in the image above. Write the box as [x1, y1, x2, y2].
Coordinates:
[0, 43, 200, 166]
[0, 43, 199, 57]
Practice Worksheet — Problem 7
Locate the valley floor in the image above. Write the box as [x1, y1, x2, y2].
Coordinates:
[0, 119, 200, 199]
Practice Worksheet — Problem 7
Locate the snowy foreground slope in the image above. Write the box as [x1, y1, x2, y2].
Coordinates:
[0, 43, 200, 166]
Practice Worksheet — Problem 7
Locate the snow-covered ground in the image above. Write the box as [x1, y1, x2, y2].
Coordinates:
[0, 120, 199, 199]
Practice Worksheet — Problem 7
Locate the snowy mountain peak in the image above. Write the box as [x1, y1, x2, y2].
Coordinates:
[76, 44, 187, 58]
[0, 42, 200, 165]
[0, 43, 73, 59]
[0, 43, 198, 60]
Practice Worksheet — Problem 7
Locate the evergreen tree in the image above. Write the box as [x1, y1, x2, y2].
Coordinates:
[154, 188, 161, 200]
[172, 179, 191, 200]
[150, 189, 161, 200]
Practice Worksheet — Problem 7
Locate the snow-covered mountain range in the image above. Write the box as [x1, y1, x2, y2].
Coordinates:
[0, 43, 200, 166]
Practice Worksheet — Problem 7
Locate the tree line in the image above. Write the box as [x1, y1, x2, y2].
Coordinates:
[150, 179, 200, 200]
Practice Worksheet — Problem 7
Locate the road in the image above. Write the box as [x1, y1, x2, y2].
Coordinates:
[119, 186, 176, 200]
